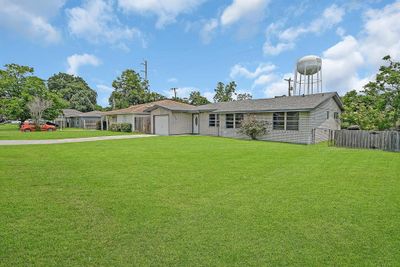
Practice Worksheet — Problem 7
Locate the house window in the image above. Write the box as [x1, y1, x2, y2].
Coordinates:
[286, 112, 299, 130]
[235, 113, 244, 128]
[273, 112, 285, 130]
[326, 111, 330, 119]
[226, 114, 234, 128]
[334, 112, 339, 120]
[209, 114, 220, 127]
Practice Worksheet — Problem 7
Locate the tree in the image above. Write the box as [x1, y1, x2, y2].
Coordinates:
[48, 73, 97, 112]
[0, 64, 66, 122]
[341, 55, 400, 130]
[213, 81, 237, 102]
[189, 91, 210, 105]
[109, 69, 165, 109]
[237, 93, 252, 101]
[27, 96, 52, 126]
[237, 115, 269, 140]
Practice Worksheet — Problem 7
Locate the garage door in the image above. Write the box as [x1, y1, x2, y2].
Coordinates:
[154, 115, 169, 135]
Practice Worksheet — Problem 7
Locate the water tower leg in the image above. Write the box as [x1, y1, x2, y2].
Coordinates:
[311, 74, 314, 94]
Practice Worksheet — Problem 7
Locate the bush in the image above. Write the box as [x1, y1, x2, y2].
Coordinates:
[120, 123, 132, 132]
[237, 115, 269, 140]
[110, 123, 132, 132]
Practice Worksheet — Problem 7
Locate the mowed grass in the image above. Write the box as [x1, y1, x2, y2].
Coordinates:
[0, 124, 135, 140]
[0, 136, 399, 266]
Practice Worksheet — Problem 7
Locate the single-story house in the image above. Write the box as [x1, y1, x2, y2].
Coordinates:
[101, 100, 196, 133]
[102, 92, 343, 144]
[55, 109, 104, 129]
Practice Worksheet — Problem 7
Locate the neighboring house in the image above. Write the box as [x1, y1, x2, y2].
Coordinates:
[56, 109, 104, 129]
[101, 100, 195, 134]
[79, 110, 104, 129]
[102, 92, 343, 144]
[55, 109, 83, 128]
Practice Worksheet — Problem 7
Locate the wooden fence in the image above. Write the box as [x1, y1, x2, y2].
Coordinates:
[134, 117, 151, 134]
[329, 130, 400, 152]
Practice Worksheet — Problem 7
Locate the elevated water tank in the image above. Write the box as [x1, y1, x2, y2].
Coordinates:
[293, 55, 323, 95]
[296, 55, 322, 75]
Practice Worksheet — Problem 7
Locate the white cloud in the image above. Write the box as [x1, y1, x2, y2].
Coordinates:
[360, 1, 400, 65]
[230, 63, 276, 79]
[163, 87, 197, 99]
[321, 1, 400, 94]
[117, 0, 205, 28]
[263, 73, 293, 97]
[96, 84, 114, 92]
[203, 91, 215, 102]
[67, 0, 144, 49]
[253, 74, 276, 86]
[322, 36, 365, 94]
[167, 77, 178, 83]
[200, 18, 218, 44]
[263, 4, 345, 55]
[0, 0, 63, 43]
[67, 54, 101, 76]
[220, 0, 269, 27]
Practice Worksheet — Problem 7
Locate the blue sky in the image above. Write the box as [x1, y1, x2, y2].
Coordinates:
[1, 0, 400, 107]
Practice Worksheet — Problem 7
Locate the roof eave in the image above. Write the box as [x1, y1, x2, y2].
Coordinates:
[210, 108, 313, 113]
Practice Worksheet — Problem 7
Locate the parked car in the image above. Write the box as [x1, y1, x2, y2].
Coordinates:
[20, 122, 57, 132]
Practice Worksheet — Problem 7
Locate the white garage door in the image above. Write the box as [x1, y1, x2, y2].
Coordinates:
[154, 115, 169, 135]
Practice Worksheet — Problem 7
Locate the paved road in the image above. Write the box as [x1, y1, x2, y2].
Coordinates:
[0, 134, 157, 146]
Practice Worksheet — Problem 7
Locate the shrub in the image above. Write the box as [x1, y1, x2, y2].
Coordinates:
[110, 123, 120, 132]
[237, 115, 269, 140]
[110, 123, 132, 132]
[120, 123, 132, 132]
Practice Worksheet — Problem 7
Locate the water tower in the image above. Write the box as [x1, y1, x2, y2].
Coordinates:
[293, 55, 322, 95]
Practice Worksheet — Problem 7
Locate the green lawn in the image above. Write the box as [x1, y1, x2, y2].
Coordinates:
[1, 136, 399, 266]
[0, 124, 135, 140]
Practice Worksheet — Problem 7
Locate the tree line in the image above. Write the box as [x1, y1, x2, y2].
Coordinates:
[341, 56, 400, 130]
[0, 65, 251, 123]
[1, 55, 399, 130]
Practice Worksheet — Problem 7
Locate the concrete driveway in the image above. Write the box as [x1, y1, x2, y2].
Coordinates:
[0, 134, 157, 146]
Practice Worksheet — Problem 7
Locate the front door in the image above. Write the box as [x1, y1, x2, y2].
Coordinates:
[193, 114, 199, 134]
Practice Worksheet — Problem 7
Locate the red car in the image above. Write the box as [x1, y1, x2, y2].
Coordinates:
[20, 122, 57, 132]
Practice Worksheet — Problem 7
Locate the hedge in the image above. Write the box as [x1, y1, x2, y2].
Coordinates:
[110, 123, 132, 132]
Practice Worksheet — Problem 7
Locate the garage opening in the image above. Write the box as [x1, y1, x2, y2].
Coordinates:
[154, 115, 169, 135]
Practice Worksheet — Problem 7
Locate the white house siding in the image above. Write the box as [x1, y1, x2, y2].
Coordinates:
[199, 113, 219, 136]
[310, 98, 342, 143]
[198, 112, 312, 144]
[150, 107, 193, 135]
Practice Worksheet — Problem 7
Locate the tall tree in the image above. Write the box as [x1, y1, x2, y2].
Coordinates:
[109, 69, 164, 109]
[237, 93, 252, 101]
[341, 55, 400, 130]
[48, 72, 97, 112]
[189, 91, 210, 105]
[213, 81, 237, 102]
[0, 64, 65, 122]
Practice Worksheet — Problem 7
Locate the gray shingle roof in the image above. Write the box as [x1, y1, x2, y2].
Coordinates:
[197, 92, 342, 113]
[62, 109, 83, 117]
[79, 111, 104, 117]
[143, 100, 198, 112]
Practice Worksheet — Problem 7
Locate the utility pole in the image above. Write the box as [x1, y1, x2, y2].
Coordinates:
[141, 59, 149, 91]
[171, 87, 177, 99]
[284, 77, 293, 96]
[141, 60, 148, 81]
